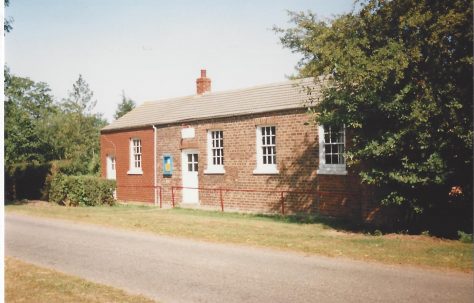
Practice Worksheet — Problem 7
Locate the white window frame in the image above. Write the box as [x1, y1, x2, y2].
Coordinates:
[317, 125, 347, 175]
[253, 125, 279, 174]
[128, 138, 143, 175]
[204, 130, 225, 174]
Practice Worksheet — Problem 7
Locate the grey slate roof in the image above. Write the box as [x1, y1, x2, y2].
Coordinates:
[102, 77, 319, 132]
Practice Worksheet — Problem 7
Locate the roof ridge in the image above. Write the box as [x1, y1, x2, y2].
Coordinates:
[141, 77, 314, 105]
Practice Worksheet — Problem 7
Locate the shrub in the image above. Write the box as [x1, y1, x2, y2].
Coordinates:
[4, 160, 85, 202]
[50, 159, 79, 175]
[5, 162, 51, 201]
[48, 173, 68, 205]
[457, 231, 473, 244]
[373, 230, 383, 236]
[49, 174, 116, 207]
[421, 231, 430, 237]
[41, 160, 77, 201]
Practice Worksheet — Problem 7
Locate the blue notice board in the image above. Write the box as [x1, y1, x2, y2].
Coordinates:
[163, 154, 173, 176]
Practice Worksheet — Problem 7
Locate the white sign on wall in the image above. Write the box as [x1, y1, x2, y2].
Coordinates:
[181, 127, 195, 139]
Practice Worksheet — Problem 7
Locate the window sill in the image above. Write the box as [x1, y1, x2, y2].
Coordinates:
[253, 166, 279, 175]
[127, 169, 143, 175]
[317, 166, 347, 175]
[204, 167, 225, 174]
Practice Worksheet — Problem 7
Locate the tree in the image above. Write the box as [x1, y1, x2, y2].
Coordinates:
[4, 67, 57, 164]
[4, 0, 13, 33]
[62, 74, 97, 115]
[276, 0, 473, 231]
[114, 90, 136, 119]
[56, 74, 107, 174]
[4, 70, 106, 175]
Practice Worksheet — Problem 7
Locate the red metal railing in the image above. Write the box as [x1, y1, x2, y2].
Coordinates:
[116, 184, 344, 215]
[170, 186, 328, 215]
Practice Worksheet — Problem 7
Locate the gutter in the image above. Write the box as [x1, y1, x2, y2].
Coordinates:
[152, 125, 158, 207]
[101, 107, 307, 133]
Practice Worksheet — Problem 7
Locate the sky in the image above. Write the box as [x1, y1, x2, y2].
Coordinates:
[5, 0, 354, 122]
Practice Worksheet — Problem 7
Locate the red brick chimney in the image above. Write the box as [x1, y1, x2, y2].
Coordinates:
[196, 69, 211, 95]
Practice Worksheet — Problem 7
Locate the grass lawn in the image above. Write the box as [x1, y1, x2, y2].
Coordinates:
[6, 201, 473, 272]
[5, 257, 156, 303]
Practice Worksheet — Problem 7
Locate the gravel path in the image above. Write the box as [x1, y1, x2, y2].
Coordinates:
[5, 213, 473, 303]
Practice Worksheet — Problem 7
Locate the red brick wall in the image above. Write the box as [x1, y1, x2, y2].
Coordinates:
[101, 128, 155, 203]
[101, 109, 371, 221]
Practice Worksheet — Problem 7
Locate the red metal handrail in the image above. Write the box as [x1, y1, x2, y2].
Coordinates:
[170, 185, 327, 214]
[115, 184, 353, 215]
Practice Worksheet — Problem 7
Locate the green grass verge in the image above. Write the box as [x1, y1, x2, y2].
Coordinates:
[5, 257, 156, 303]
[6, 202, 473, 272]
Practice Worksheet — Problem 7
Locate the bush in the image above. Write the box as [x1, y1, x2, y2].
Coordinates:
[50, 159, 80, 175]
[4, 160, 85, 202]
[41, 160, 78, 201]
[48, 173, 68, 204]
[49, 174, 116, 207]
[373, 230, 383, 236]
[5, 162, 51, 201]
[421, 231, 430, 237]
[457, 231, 473, 244]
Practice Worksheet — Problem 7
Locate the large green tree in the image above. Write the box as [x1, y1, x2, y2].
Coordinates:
[54, 75, 107, 174]
[276, 0, 472, 231]
[114, 90, 136, 120]
[4, 68, 57, 163]
[4, 70, 106, 175]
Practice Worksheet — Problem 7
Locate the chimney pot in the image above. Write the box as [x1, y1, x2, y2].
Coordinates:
[196, 69, 211, 95]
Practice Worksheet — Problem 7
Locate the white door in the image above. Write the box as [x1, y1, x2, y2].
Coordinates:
[106, 155, 116, 180]
[182, 150, 199, 204]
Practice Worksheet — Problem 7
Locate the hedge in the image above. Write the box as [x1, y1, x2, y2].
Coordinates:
[49, 174, 116, 206]
[5, 162, 51, 201]
[5, 160, 81, 202]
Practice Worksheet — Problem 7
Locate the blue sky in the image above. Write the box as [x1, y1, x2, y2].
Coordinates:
[5, 0, 354, 122]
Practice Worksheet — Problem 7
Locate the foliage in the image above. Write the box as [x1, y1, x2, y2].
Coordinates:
[49, 174, 116, 207]
[276, 0, 473, 230]
[4, 67, 57, 164]
[5, 162, 51, 201]
[4, 69, 107, 176]
[114, 90, 136, 119]
[4, 69, 108, 205]
[62, 74, 96, 115]
[4, 0, 13, 33]
[457, 231, 473, 244]
[5, 160, 85, 202]
[42, 160, 81, 201]
[373, 230, 383, 237]
[48, 172, 68, 204]
[56, 74, 107, 175]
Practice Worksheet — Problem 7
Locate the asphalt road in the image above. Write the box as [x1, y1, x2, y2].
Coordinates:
[5, 213, 473, 303]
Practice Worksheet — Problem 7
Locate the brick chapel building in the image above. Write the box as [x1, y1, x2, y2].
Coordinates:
[101, 70, 378, 222]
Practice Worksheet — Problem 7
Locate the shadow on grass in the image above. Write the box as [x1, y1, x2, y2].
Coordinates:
[170, 207, 367, 233]
[4, 199, 44, 206]
[253, 212, 366, 232]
